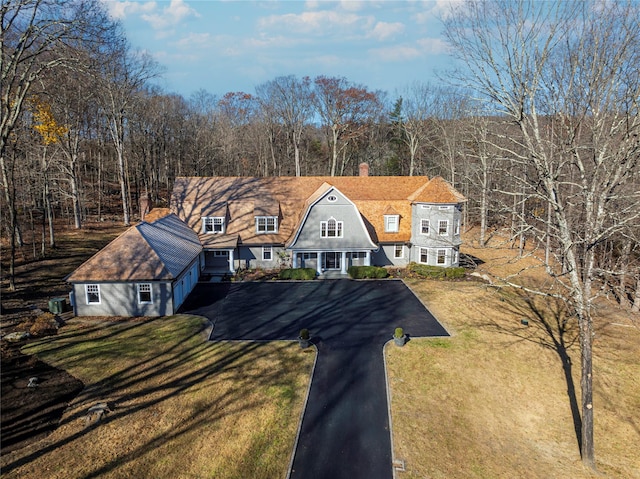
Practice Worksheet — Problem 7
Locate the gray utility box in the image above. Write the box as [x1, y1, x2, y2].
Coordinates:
[48, 297, 66, 314]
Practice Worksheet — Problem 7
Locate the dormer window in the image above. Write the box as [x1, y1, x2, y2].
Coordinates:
[256, 216, 278, 234]
[321, 217, 343, 238]
[384, 215, 399, 233]
[203, 216, 224, 234]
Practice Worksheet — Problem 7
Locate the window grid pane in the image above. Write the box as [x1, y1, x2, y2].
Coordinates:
[438, 220, 448, 235]
[87, 284, 100, 303]
[263, 246, 272, 261]
[138, 283, 152, 303]
[421, 219, 430, 234]
[437, 249, 446, 264]
[420, 248, 428, 264]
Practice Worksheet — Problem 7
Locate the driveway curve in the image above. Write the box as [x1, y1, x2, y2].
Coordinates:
[180, 279, 448, 479]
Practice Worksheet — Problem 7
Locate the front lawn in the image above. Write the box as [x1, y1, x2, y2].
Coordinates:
[1, 316, 314, 479]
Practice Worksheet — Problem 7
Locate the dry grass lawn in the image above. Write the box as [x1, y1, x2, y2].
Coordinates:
[387, 233, 640, 478]
[1, 316, 314, 479]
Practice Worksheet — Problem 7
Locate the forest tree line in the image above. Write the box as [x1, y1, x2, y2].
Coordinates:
[2, 0, 639, 467]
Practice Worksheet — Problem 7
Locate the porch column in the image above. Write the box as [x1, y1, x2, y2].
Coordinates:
[292, 250, 298, 269]
[365, 251, 371, 266]
[317, 252, 323, 275]
[341, 251, 347, 274]
[228, 249, 235, 273]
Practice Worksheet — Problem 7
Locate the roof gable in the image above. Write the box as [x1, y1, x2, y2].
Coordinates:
[67, 214, 201, 282]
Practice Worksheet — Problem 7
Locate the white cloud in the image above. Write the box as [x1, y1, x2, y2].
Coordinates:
[258, 10, 366, 36]
[102, 0, 157, 20]
[368, 21, 404, 41]
[141, 0, 200, 30]
[416, 37, 450, 54]
[370, 45, 422, 62]
[173, 32, 212, 49]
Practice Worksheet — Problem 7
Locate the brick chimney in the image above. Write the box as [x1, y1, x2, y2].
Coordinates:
[359, 162, 369, 177]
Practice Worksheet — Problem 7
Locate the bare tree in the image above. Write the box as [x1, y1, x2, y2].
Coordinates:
[444, 0, 640, 467]
[313, 76, 383, 176]
[1, 0, 113, 289]
[256, 75, 313, 177]
[96, 41, 161, 225]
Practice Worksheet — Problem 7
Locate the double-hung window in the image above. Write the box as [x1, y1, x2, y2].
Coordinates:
[421, 219, 430, 235]
[437, 249, 447, 265]
[455, 220, 460, 235]
[262, 246, 273, 261]
[438, 220, 449, 235]
[203, 217, 224, 234]
[137, 283, 152, 304]
[321, 217, 343, 238]
[256, 216, 278, 234]
[384, 215, 399, 233]
[394, 244, 403, 259]
[86, 284, 101, 304]
[419, 248, 428, 264]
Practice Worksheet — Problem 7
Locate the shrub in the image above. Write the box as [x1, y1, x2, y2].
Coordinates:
[348, 265, 389, 279]
[407, 262, 466, 280]
[394, 327, 404, 338]
[29, 312, 58, 337]
[299, 328, 310, 340]
[278, 268, 316, 280]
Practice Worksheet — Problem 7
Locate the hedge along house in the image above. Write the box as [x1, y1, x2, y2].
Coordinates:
[170, 165, 466, 276]
[66, 210, 203, 317]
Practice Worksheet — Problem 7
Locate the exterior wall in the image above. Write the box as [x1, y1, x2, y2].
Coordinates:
[291, 189, 375, 250]
[172, 257, 201, 311]
[72, 281, 174, 317]
[371, 244, 410, 267]
[410, 203, 462, 267]
[71, 257, 200, 317]
[238, 245, 288, 270]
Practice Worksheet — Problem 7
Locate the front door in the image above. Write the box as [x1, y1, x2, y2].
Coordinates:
[324, 252, 341, 270]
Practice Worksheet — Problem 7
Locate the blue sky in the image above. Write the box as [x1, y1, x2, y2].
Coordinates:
[102, 0, 459, 100]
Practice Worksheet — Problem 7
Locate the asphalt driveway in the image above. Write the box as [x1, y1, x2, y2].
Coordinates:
[180, 279, 449, 479]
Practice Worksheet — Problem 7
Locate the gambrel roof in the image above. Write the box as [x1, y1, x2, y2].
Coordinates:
[171, 175, 466, 245]
[67, 212, 202, 282]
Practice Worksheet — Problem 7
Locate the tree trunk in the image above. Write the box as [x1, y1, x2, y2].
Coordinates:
[579, 310, 595, 468]
[632, 275, 640, 313]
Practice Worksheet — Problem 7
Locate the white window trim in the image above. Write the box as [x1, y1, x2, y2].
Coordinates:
[137, 283, 153, 304]
[438, 220, 449, 236]
[256, 216, 278, 234]
[455, 220, 460, 235]
[419, 247, 429, 264]
[262, 246, 273, 261]
[420, 219, 430, 235]
[384, 215, 399, 233]
[394, 244, 403, 259]
[320, 217, 343, 238]
[437, 249, 447, 265]
[86, 284, 101, 304]
[203, 216, 225, 234]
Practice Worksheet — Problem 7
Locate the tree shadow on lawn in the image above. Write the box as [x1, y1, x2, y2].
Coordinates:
[472, 285, 589, 454]
[1, 317, 305, 479]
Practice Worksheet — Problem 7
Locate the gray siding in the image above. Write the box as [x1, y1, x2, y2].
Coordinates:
[371, 244, 410, 267]
[238, 245, 288, 270]
[410, 203, 462, 266]
[72, 282, 174, 317]
[290, 189, 375, 250]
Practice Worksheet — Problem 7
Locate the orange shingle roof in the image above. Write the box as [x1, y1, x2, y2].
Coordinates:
[171, 175, 465, 246]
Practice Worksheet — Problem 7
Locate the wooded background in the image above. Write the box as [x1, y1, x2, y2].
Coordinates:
[2, 0, 639, 466]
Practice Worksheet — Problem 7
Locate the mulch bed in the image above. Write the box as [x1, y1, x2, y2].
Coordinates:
[1, 303, 85, 456]
[1, 340, 84, 455]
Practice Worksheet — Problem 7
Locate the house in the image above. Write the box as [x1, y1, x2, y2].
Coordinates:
[66, 210, 202, 317]
[67, 166, 465, 317]
[170, 166, 466, 276]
